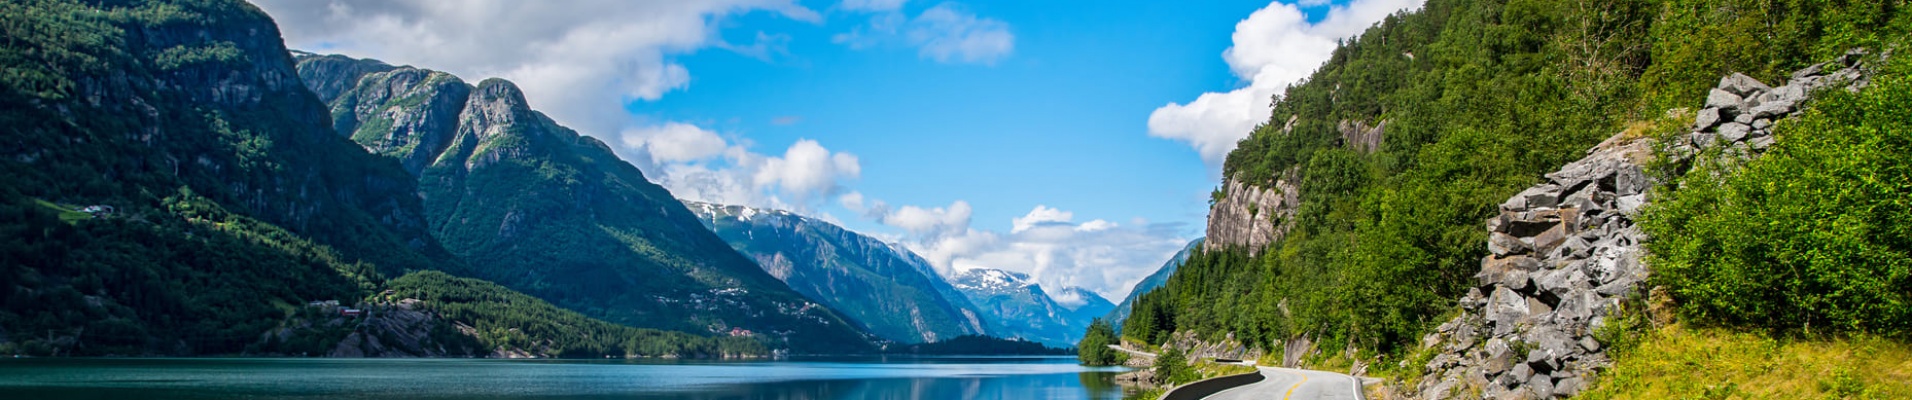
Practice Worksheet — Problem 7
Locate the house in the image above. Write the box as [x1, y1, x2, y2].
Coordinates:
[340, 308, 364, 317]
[727, 327, 753, 337]
[79, 205, 115, 217]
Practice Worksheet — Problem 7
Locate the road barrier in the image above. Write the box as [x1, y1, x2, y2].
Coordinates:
[1158, 370, 1264, 400]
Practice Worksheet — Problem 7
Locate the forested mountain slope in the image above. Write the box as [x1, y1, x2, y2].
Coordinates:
[293, 53, 875, 353]
[0, 0, 788, 358]
[686, 201, 989, 344]
[1121, 0, 1908, 385]
[0, 0, 457, 355]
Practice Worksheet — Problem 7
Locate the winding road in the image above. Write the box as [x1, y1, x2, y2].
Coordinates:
[1204, 366, 1363, 400]
[1110, 345, 1364, 400]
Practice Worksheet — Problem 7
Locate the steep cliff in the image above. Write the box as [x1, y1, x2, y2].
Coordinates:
[293, 53, 875, 353]
[1203, 176, 1298, 255]
[685, 201, 989, 344]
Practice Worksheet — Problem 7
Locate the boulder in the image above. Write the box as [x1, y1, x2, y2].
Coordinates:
[1693, 107, 1723, 131]
[1479, 256, 1539, 289]
[1486, 287, 1530, 335]
[1527, 374, 1556, 399]
[1719, 73, 1771, 97]
[1554, 377, 1585, 397]
[1750, 100, 1796, 119]
[1717, 122, 1753, 143]
[1490, 232, 1532, 256]
[1484, 338, 1515, 374]
[1704, 88, 1743, 109]
[1518, 185, 1564, 209]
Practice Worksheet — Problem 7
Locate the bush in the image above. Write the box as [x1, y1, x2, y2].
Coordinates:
[1154, 347, 1201, 386]
[1077, 318, 1128, 366]
[1642, 55, 1912, 334]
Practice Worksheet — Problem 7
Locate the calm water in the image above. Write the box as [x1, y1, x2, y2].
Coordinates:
[0, 356, 1133, 399]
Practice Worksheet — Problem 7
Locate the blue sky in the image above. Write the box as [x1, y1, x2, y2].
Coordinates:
[256, 0, 1420, 300]
[642, 0, 1283, 236]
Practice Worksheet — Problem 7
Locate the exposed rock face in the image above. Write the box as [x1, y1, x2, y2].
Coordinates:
[1205, 175, 1300, 255]
[1164, 330, 1265, 362]
[1340, 119, 1387, 154]
[1410, 51, 1872, 400]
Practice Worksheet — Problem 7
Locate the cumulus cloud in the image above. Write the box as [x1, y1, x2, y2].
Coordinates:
[877, 203, 1192, 301]
[621, 122, 729, 164]
[1147, 0, 1422, 166]
[253, 0, 817, 143]
[833, 2, 1013, 65]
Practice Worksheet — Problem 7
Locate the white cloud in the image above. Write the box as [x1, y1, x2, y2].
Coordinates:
[753, 139, 862, 203]
[879, 203, 1191, 300]
[833, 2, 1013, 65]
[254, 0, 818, 141]
[1147, 0, 1422, 167]
[621, 122, 728, 163]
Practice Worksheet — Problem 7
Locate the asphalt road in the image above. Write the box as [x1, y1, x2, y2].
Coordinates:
[1203, 366, 1363, 400]
[1107, 344, 1155, 358]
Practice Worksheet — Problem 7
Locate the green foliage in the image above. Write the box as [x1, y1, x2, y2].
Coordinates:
[152, 41, 240, 70]
[1153, 347, 1200, 386]
[1076, 318, 1128, 366]
[385, 271, 768, 358]
[1641, 55, 1912, 335]
[1132, 0, 1912, 361]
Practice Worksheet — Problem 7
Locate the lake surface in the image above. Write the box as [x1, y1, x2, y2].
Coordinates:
[0, 356, 1134, 399]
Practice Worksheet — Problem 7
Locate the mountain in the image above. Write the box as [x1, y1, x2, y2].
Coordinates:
[684, 201, 988, 344]
[0, 0, 783, 358]
[1055, 286, 1116, 325]
[1104, 239, 1201, 327]
[0, 0, 455, 355]
[291, 53, 874, 353]
[948, 268, 1109, 348]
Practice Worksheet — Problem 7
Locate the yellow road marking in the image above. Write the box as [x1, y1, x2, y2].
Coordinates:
[1276, 368, 1310, 400]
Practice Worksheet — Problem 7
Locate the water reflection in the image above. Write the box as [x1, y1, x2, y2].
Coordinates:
[0, 357, 1131, 400]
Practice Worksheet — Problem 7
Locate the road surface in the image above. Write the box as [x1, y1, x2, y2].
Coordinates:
[1203, 366, 1363, 400]
[1108, 344, 1155, 358]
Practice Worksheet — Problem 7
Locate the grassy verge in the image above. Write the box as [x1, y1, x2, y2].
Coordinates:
[1582, 324, 1912, 399]
[33, 199, 91, 224]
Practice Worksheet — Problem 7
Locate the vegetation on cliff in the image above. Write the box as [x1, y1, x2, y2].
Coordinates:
[1125, 0, 1909, 365]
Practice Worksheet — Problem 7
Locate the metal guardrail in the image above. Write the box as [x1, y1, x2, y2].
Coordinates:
[1157, 370, 1265, 400]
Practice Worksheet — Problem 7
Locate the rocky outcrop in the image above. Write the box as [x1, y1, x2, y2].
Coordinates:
[1164, 330, 1265, 363]
[1205, 175, 1299, 255]
[328, 299, 480, 358]
[1410, 51, 1874, 400]
[1340, 119, 1387, 154]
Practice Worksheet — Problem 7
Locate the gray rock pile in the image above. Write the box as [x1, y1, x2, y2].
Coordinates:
[1410, 51, 1873, 400]
[1674, 49, 1872, 158]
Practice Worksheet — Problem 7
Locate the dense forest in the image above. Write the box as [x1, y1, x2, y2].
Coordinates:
[1120, 0, 1909, 363]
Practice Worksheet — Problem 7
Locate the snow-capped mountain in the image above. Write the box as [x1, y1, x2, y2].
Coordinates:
[949, 268, 1112, 348]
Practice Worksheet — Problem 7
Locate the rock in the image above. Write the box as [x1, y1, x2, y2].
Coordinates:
[1554, 377, 1585, 397]
[1717, 122, 1753, 143]
[1486, 287, 1530, 335]
[1791, 63, 1826, 81]
[1462, 287, 1488, 308]
[1749, 135, 1776, 151]
[1527, 296, 1554, 318]
[1734, 111, 1755, 124]
[1752, 118, 1773, 131]
[1612, 166, 1649, 196]
[1719, 73, 1771, 97]
[1553, 289, 1597, 326]
[1704, 88, 1743, 109]
[1527, 375, 1556, 399]
[1614, 194, 1646, 216]
[1510, 362, 1534, 384]
[1535, 267, 1592, 298]
[1531, 224, 1570, 255]
[1484, 338, 1514, 374]
[1693, 107, 1723, 130]
[1518, 185, 1564, 209]
[1490, 232, 1532, 256]
[1750, 100, 1796, 119]
[1690, 130, 1718, 148]
[1479, 256, 1537, 290]
[1556, 236, 1593, 260]
[1578, 336, 1602, 353]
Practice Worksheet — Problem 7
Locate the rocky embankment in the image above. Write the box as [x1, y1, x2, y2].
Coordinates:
[1410, 51, 1874, 399]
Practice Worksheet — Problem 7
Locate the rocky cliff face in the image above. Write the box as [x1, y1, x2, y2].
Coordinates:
[1410, 52, 1873, 400]
[292, 53, 876, 353]
[685, 201, 989, 344]
[1204, 175, 1299, 254]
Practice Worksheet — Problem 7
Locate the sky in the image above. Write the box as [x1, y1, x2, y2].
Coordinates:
[252, 0, 1422, 305]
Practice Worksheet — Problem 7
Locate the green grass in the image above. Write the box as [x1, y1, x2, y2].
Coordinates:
[1582, 324, 1912, 399]
[33, 199, 90, 224]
